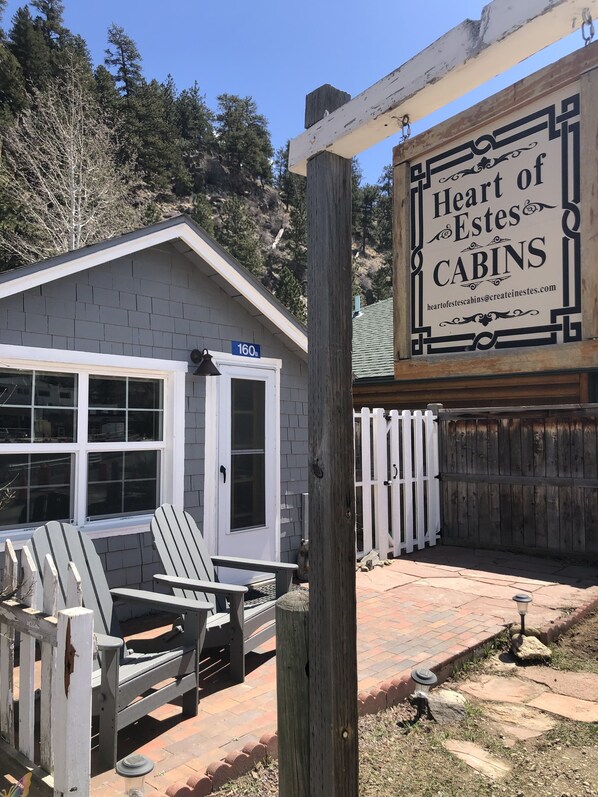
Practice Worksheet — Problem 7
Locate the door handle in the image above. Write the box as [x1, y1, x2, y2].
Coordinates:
[220, 465, 226, 483]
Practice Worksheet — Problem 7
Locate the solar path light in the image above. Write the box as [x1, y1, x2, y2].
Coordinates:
[115, 754, 154, 797]
[512, 593, 533, 635]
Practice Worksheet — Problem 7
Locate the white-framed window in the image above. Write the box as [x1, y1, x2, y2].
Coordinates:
[0, 345, 186, 542]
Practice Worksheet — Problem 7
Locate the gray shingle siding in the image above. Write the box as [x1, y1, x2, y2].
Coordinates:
[0, 242, 307, 598]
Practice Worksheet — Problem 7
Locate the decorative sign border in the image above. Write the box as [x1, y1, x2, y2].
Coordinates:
[409, 90, 581, 356]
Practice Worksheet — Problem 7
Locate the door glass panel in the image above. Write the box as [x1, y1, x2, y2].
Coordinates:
[230, 379, 265, 530]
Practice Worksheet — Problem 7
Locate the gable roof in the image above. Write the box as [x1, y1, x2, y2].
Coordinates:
[352, 297, 394, 381]
[0, 215, 307, 357]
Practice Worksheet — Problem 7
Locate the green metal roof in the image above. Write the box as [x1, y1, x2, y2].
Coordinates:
[352, 297, 394, 381]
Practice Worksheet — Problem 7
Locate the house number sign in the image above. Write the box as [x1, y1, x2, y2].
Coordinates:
[232, 341, 261, 358]
[409, 83, 582, 356]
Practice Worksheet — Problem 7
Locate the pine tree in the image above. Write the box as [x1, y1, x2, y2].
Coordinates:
[0, 1, 7, 31]
[0, 43, 28, 128]
[105, 23, 142, 97]
[276, 266, 306, 323]
[8, 6, 52, 88]
[216, 94, 273, 187]
[190, 193, 214, 236]
[369, 263, 392, 302]
[358, 184, 379, 254]
[126, 78, 188, 192]
[176, 82, 213, 155]
[215, 196, 263, 277]
[0, 63, 140, 266]
[31, 0, 65, 48]
[374, 164, 393, 254]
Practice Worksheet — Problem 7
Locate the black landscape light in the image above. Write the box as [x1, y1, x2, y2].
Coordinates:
[409, 667, 438, 721]
[190, 348, 221, 376]
[512, 593, 533, 635]
[115, 754, 154, 797]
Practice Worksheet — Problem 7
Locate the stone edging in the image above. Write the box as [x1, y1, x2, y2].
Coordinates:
[539, 593, 598, 645]
[158, 597, 598, 796]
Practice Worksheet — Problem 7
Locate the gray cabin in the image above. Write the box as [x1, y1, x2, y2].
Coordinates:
[0, 216, 308, 595]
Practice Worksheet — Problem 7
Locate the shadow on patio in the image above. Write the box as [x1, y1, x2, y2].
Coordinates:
[89, 545, 598, 796]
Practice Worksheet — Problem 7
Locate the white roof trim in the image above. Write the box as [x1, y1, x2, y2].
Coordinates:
[0, 220, 308, 354]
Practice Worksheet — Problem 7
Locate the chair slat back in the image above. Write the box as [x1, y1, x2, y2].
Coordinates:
[151, 505, 220, 614]
[27, 521, 120, 638]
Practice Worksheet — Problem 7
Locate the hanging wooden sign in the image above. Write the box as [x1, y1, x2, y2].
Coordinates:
[391, 43, 598, 400]
[410, 84, 580, 356]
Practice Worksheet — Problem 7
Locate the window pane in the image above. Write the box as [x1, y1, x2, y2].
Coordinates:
[127, 411, 162, 441]
[230, 452, 265, 530]
[0, 408, 31, 442]
[128, 379, 162, 410]
[0, 372, 32, 406]
[124, 450, 159, 480]
[231, 380, 265, 451]
[0, 454, 72, 529]
[88, 410, 126, 442]
[87, 452, 123, 482]
[88, 377, 164, 442]
[87, 451, 158, 519]
[34, 408, 76, 442]
[34, 373, 76, 407]
[89, 377, 126, 408]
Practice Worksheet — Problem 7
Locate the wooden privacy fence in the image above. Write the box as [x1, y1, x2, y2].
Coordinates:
[0, 540, 93, 797]
[354, 408, 440, 557]
[438, 405, 598, 556]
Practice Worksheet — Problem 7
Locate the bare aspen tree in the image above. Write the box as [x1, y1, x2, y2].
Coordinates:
[0, 62, 140, 266]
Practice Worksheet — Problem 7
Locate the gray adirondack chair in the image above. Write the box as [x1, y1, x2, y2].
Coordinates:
[26, 521, 212, 770]
[150, 504, 297, 683]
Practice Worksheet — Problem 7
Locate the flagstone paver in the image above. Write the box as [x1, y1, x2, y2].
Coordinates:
[442, 740, 512, 780]
[527, 691, 598, 722]
[515, 666, 598, 700]
[86, 545, 598, 797]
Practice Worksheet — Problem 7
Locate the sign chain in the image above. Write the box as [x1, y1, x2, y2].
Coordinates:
[582, 9, 595, 45]
[399, 114, 411, 143]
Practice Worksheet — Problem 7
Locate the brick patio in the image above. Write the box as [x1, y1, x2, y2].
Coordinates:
[84, 545, 598, 796]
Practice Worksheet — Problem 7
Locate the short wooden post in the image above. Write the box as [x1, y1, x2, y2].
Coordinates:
[305, 84, 358, 797]
[40, 554, 58, 772]
[53, 607, 94, 797]
[19, 547, 39, 760]
[276, 590, 309, 797]
[0, 540, 18, 746]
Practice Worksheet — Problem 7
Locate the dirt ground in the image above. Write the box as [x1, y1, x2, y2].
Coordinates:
[219, 613, 598, 797]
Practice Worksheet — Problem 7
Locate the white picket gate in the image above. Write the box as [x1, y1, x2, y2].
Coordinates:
[354, 408, 440, 557]
[0, 541, 93, 797]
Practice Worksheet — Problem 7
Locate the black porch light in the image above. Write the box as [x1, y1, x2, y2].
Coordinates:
[190, 348, 221, 376]
[512, 593, 533, 635]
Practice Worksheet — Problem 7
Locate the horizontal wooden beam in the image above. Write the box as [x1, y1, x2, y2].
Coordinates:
[289, 0, 598, 175]
[441, 472, 598, 488]
[394, 42, 598, 165]
[394, 341, 598, 381]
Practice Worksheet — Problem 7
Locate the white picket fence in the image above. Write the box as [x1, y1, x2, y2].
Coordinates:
[0, 541, 93, 797]
[354, 408, 440, 557]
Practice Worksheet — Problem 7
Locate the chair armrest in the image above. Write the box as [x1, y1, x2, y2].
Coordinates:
[153, 574, 247, 598]
[94, 632, 123, 652]
[110, 587, 212, 615]
[211, 556, 298, 574]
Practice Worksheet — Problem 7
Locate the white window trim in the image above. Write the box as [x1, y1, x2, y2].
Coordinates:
[203, 350, 281, 557]
[0, 344, 186, 547]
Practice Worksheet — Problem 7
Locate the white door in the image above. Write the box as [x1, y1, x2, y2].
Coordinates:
[205, 357, 280, 584]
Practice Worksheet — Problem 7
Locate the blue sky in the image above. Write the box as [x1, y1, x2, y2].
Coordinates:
[2, 1, 585, 184]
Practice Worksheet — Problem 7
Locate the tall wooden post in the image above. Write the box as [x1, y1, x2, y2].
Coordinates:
[305, 84, 358, 797]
